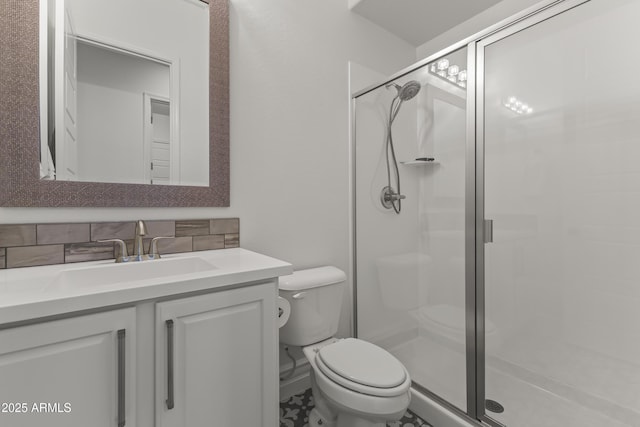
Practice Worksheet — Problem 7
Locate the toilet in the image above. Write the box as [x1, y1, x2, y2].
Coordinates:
[279, 266, 411, 427]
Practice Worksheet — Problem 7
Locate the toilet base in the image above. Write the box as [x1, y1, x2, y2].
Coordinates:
[336, 413, 386, 427]
[308, 406, 393, 427]
[309, 371, 404, 427]
[309, 407, 336, 427]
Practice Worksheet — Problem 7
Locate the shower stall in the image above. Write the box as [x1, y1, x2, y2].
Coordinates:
[352, 1, 640, 426]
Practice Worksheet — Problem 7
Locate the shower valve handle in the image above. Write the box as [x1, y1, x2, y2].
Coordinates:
[380, 186, 406, 210]
[384, 192, 406, 202]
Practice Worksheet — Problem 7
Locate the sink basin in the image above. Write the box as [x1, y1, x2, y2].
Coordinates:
[51, 256, 217, 289]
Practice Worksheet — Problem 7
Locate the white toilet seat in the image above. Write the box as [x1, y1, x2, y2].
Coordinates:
[315, 338, 411, 398]
[311, 355, 411, 420]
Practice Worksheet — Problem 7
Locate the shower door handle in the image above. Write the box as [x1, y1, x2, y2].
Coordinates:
[484, 219, 493, 244]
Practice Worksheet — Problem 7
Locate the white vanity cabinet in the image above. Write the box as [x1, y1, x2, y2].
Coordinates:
[0, 249, 291, 427]
[0, 308, 136, 427]
[155, 282, 278, 427]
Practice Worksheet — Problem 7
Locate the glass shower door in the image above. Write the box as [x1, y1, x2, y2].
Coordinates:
[480, 0, 640, 425]
[354, 48, 469, 412]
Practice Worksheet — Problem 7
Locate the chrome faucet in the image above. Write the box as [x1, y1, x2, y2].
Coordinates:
[99, 220, 172, 263]
[132, 220, 148, 261]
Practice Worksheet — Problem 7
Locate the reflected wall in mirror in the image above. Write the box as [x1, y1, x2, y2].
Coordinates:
[39, 0, 209, 186]
[0, 0, 228, 207]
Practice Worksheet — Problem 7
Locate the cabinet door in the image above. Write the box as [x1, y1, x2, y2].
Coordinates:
[0, 308, 136, 427]
[156, 283, 278, 427]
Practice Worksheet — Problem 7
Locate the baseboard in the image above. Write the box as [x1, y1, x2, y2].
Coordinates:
[279, 361, 311, 401]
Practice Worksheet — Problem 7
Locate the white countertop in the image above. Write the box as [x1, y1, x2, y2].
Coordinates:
[0, 248, 292, 325]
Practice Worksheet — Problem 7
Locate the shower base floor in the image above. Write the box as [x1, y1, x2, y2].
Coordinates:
[388, 333, 640, 427]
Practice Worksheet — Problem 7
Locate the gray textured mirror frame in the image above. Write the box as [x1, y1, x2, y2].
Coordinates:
[0, 0, 229, 207]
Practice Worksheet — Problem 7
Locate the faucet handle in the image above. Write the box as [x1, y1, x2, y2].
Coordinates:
[99, 239, 130, 263]
[135, 220, 148, 236]
[149, 236, 173, 259]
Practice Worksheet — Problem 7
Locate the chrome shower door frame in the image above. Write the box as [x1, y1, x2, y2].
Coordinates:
[472, 0, 591, 426]
[351, 0, 595, 426]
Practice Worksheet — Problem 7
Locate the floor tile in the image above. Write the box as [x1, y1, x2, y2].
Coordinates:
[280, 388, 433, 427]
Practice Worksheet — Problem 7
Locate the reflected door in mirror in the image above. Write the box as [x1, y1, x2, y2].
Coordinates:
[39, 0, 210, 187]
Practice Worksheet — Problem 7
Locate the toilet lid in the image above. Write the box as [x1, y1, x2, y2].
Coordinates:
[317, 338, 407, 389]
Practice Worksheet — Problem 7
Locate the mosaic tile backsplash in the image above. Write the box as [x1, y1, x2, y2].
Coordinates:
[0, 218, 239, 269]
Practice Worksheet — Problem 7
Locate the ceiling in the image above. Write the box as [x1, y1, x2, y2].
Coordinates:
[350, 0, 503, 46]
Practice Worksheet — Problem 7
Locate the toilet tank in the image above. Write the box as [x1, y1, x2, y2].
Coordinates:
[279, 266, 346, 347]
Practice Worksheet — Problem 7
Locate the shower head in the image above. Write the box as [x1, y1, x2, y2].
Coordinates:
[386, 80, 422, 101]
[398, 81, 421, 101]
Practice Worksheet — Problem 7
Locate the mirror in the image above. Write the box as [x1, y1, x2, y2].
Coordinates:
[0, 0, 228, 207]
[40, 0, 209, 186]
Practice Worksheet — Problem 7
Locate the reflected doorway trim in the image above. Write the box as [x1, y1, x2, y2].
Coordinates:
[42, 30, 182, 185]
[473, 0, 591, 426]
[143, 93, 173, 185]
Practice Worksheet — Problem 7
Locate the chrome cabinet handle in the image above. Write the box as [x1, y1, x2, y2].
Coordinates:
[165, 320, 175, 410]
[117, 329, 126, 427]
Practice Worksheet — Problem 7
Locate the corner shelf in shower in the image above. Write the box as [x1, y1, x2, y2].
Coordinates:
[400, 160, 439, 166]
